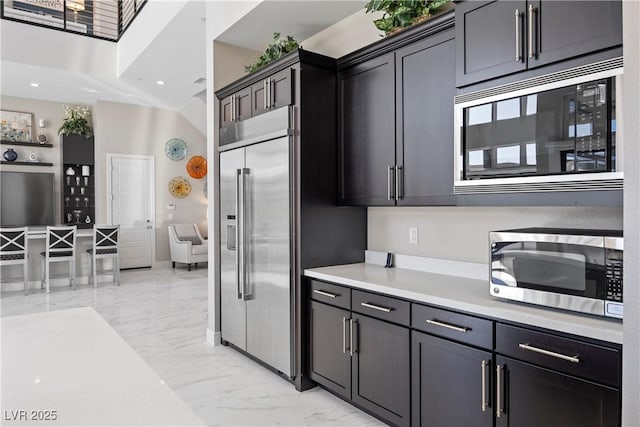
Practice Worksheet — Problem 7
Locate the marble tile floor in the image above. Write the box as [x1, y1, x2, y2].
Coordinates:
[1, 267, 382, 426]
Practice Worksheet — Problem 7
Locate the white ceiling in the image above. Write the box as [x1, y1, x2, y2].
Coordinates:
[0, 0, 367, 135]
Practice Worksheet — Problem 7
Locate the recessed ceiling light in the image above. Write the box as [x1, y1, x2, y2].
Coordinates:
[30, 82, 39, 87]
[156, 80, 165, 85]
[82, 87, 99, 93]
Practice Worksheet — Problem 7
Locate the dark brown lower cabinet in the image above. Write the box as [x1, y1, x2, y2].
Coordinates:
[351, 313, 411, 427]
[495, 356, 620, 427]
[308, 301, 351, 399]
[412, 331, 493, 427]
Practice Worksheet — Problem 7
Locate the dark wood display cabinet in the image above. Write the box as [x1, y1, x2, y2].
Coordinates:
[306, 277, 622, 427]
[455, 0, 623, 87]
[61, 134, 94, 229]
[337, 12, 457, 206]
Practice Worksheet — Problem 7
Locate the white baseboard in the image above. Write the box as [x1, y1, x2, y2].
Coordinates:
[206, 328, 221, 346]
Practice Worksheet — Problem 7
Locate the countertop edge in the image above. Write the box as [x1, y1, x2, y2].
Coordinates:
[305, 266, 623, 345]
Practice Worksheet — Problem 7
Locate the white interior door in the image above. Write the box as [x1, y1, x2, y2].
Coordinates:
[109, 155, 154, 269]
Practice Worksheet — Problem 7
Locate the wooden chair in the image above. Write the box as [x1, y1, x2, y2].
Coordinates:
[87, 225, 120, 287]
[40, 225, 76, 294]
[0, 227, 29, 295]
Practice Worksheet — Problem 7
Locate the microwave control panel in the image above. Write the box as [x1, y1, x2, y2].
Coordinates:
[605, 249, 623, 302]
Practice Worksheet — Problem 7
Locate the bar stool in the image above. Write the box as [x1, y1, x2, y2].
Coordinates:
[40, 225, 76, 294]
[87, 225, 120, 287]
[0, 227, 29, 295]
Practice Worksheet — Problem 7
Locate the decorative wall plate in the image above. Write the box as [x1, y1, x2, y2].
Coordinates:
[186, 155, 207, 179]
[169, 176, 191, 198]
[165, 138, 187, 161]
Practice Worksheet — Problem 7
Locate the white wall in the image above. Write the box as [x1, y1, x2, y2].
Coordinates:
[94, 100, 207, 263]
[622, 1, 640, 424]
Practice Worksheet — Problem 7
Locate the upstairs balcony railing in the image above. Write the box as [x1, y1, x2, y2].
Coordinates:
[1, 0, 147, 41]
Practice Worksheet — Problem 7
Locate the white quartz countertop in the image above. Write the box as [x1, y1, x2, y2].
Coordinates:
[305, 263, 623, 344]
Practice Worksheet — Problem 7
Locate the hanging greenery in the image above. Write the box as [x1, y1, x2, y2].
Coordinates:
[58, 104, 93, 138]
[245, 33, 300, 73]
[365, 0, 451, 36]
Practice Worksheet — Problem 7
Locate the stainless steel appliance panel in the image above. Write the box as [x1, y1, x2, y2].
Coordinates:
[244, 136, 292, 375]
[220, 147, 247, 350]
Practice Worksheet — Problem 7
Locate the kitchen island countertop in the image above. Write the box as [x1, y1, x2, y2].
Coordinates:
[305, 262, 623, 344]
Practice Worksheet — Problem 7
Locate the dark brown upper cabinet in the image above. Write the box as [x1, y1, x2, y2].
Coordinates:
[456, 0, 623, 87]
[338, 12, 457, 207]
[251, 68, 293, 117]
[339, 53, 396, 206]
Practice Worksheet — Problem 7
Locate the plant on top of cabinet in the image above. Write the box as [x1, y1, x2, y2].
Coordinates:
[58, 104, 93, 138]
[365, 0, 451, 35]
[244, 33, 299, 73]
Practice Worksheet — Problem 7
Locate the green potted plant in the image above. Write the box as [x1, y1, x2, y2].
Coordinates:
[58, 104, 93, 138]
[365, 0, 452, 36]
[245, 33, 300, 73]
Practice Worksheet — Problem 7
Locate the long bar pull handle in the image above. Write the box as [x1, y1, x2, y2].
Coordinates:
[387, 165, 395, 201]
[263, 80, 268, 110]
[269, 77, 274, 108]
[313, 289, 338, 298]
[240, 168, 251, 300]
[426, 319, 469, 333]
[342, 317, 347, 354]
[236, 169, 243, 299]
[515, 9, 521, 61]
[395, 165, 403, 201]
[528, 4, 535, 59]
[230, 95, 234, 122]
[350, 319, 357, 355]
[518, 343, 580, 363]
[481, 360, 487, 412]
[496, 364, 503, 418]
[361, 302, 393, 313]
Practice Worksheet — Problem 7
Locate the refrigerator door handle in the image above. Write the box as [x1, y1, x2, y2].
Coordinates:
[240, 168, 252, 301]
[236, 168, 243, 299]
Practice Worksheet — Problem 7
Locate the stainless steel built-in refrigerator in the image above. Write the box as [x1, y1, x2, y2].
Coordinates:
[219, 108, 294, 375]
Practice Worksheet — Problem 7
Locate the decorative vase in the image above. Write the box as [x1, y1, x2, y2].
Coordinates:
[3, 148, 18, 162]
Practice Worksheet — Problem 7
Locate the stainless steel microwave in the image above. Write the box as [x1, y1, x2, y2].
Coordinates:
[490, 228, 623, 319]
[454, 58, 623, 194]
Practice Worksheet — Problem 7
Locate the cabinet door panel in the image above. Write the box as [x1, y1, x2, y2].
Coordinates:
[412, 332, 493, 427]
[236, 87, 252, 122]
[496, 356, 619, 427]
[396, 32, 456, 205]
[352, 314, 410, 427]
[309, 301, 351, 399]
[456, 0, 527, 87]
[251, 80, 268, 117]
[219, 97, 234, 129]
[271, 68, 293, 110]
[339, 53, 396, 206]
[531, 1, 622, 69]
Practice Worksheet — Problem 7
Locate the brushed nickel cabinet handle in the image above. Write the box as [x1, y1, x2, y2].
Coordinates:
[349, 319, 355, 355]
[361, 302, 393, 313]
[518, 343, 580, 363]
[342, 317, 347, 354]
[528, 4, 536, 59]
[395, 165, 403, 201]
[515, 9, 522, 61]
[496, 364, 503, 418]
[263, 80, 268, 110]
[481, 360, 487, 412]
[387, 165, 394, 201]
[426, 319, 469, 333]
[313, 289, 338, 298]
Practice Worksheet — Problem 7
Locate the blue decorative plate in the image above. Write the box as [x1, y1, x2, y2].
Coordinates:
[165, 138, 187, 161]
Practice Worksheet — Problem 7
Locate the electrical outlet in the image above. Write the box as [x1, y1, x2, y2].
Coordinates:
[409, 226, 418, 244]
[168, 213, 174, 220]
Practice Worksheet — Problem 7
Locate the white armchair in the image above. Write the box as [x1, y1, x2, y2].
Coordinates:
[168, 224, 208, 271]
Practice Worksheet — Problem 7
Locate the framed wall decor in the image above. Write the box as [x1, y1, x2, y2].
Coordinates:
[1, 110, 33, 143]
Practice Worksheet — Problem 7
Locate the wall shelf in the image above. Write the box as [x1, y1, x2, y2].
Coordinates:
[1, 140, 54, 148]
[0, 161, 54, 166]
